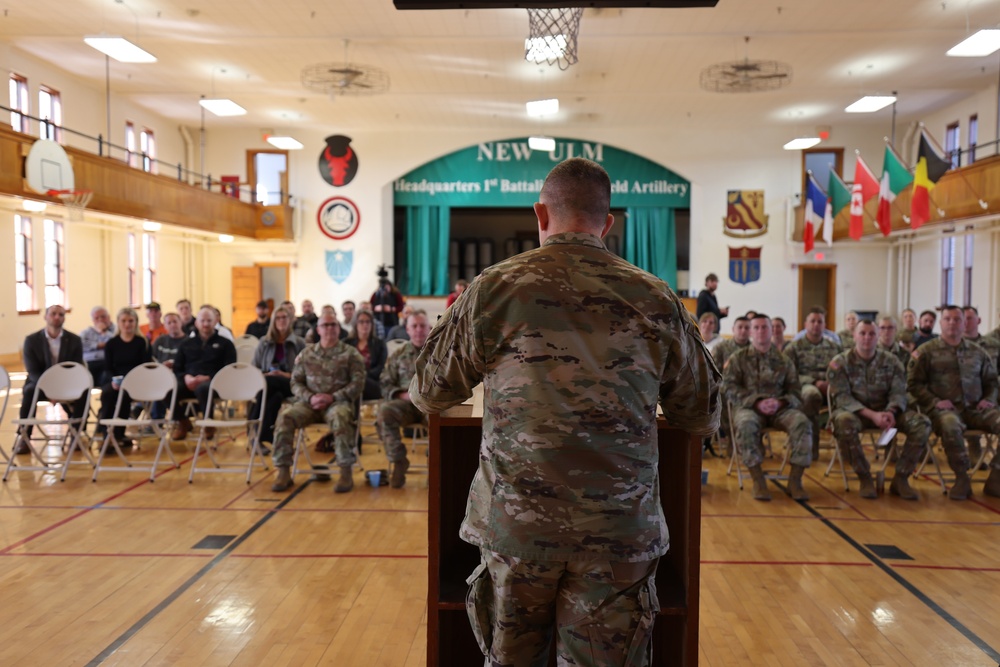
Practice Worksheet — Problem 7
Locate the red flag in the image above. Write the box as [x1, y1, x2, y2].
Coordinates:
[803, 218, 815, 252]
[876, 170, 892, 236]
[848, 184, 864, 240]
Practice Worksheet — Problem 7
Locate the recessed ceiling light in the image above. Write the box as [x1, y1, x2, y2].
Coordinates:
[845, 96, 896, 113]
[525, 35, 567, 63]
[266, 136, 304, 150]
[218, 234, 234, 243]
[199, 98, 247, 116]
[528, 136, 556, 152]
[142, 221, 162, 232]
[783, 137, 822, 150]
[947, 29, 1000, 57]
[22, 200, 47, 212]
[84, 36, 157, 63]
[526, 98, 559, 117]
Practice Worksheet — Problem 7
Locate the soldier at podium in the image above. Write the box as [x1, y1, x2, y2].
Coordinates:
[410, 158, 720, 667]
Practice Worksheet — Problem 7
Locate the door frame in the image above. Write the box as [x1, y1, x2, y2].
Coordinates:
[246, 149, 290, 205]
[798, 263, 837, 331]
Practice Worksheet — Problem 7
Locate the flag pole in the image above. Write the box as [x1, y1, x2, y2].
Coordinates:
[890, 91, 898, 146]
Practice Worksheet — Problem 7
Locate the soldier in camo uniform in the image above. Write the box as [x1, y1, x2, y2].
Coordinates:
[376, 310, 431, 489]
[876, 315, 911, 369]
[896, 308, 918, 354]
[836, 310, 858, 351]
[409, 158, 720, 667]
[712, 316, 751, 370]
[828, 320, 932, 499]
[785, 306, 842, 458]
[725, 314, 813, 501]
[961, 306, 1000, 470]
[269, 314, 365, 493]
[908, 305, 1000, 500]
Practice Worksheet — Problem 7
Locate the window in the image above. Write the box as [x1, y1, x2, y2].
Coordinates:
[43, 218, 66, 308]
[801, 148, 843, 199]
[15, 215, 34, 312]
[968, 114, 978, 163]
[941, 237, 955, 305]
[125, 121, 137, 167]
[142, 233, 157, 303]
[38, 85, 62, 142]
[127, 232, 139, 307]
[140, 127, 156, 174]
[963, 231, 974, 307]
[9, 73, 29, 133]
[945, 122, 960, 169]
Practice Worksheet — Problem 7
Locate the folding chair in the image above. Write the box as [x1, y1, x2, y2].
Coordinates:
[0, 366, 11, 463]
[290, 397, 364, 480]
[4, 362, 94, 482]
[823, 390, 886, 491]
[725, 398, 787, 490]
[188, 363, 268, 483]
[237, 333, 259, 344]
[916, 429, 990, 494]
[92, 362, 180, 482]
[235, 337, 259, 365]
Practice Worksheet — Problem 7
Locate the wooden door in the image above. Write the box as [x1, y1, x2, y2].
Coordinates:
[798, 264, 837, 331]
[232, 266, 262, 337]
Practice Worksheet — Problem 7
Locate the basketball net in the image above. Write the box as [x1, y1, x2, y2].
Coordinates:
[47, 189, 93, 222]
[525, 8, 583, 71]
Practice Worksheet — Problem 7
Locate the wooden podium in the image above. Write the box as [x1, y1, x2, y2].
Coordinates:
[426, 405, 701, 666]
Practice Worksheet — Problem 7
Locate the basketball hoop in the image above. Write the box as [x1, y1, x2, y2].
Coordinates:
[525, 8, 583, 71]
[47, 189, 93, 221]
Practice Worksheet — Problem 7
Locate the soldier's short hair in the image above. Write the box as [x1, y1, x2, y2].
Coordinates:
[878, 314, 898, 327]
[808, 306, 827, 316]
[964, 305, 979, 315]
[744, 310, 758, 319]
[539, 158, 611, 224]
[920, 309, 938, 320]
[901, 308, 915, 316]
[705, 273, 719, 283]
[733, 316, 751, 325]
[410, 309, 428, 319]
[751, 313, 770, 322]
[857, 318, 875, 328]
[772, 317, 786, 326]
[939, 305, 961, 315]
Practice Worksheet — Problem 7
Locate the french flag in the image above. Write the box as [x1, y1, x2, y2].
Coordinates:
[804, 173, 826, 253]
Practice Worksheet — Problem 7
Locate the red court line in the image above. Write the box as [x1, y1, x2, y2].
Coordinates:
[0, 552, 214, 558]
[230, 553, 428, 559]
[220, 468, 277, 510]
[969, 498, 1000, 517]
[804, 471, 872, 520]
[702, 512, 999, 527]
[701, 559, 873, 567]
[892, 563, 1000, 573]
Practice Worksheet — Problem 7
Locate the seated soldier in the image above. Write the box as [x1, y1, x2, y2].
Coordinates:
[270, 314, 365, 493]
[712, 315, 750, 370]
[962, 306, 1000, 467]
[171, 307, 237, 440]
[785, 306, 842, 458]
[772, 316, 788, 352]
[896, 308, 918, 353]
[876, 315, 910, 368]
[724, 314, 813, 501]
[828, 319, 932, 499]
[837, 311, 859, 350]
[908, 305, 1000, 499]
[377, 310, 431, 489]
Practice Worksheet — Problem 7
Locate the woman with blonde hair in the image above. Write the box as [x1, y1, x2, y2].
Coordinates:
[251, 306, 306, 447]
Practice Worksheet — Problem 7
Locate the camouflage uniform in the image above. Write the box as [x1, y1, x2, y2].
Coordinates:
[968, 334, 1000, 372]
[878, 341, 911, 370]
[377, 342, 425, 465]
[724, 345, 813, 468]
[785, 335, 841, 453]
[827, 349, 931, 477]
[837, 328, 856, 350]
[713, 338, 748, 436]
[271, 341, 365, 468]
[409, 232, 720, 666]
[907, 338, 1000, 473]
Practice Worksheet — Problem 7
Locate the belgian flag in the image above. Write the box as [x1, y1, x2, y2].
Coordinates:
[911, 129, 951, 229]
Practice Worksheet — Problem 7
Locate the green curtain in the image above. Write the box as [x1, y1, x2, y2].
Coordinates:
[405, 205, 450, 295]
[623, 207, 677, 288]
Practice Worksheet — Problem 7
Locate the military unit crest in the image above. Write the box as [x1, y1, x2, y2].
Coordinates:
[724, 190, 766, 285]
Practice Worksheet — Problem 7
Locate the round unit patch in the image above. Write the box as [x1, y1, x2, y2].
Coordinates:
[317, 196, 361, 240]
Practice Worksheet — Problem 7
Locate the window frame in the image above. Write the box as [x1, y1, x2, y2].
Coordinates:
[9, 72, 29, 133]
[140, 126, 157, 174]
[142, 233, 157, 304]
[127, 232, 139, 308]
[968, 114, 978, 164]
[15, 214, 35, 313]
[945, 121, 960, 169]
[38, 84, 62, 142]
[941, 236, 955, 305]
[962, 232, 973, 307]
[43, 218, 67, 308]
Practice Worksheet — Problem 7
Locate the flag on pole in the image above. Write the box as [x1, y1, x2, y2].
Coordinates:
[804, 173, 826, 253]
[910, 128, 951, 229]
[849, 154, 879, 240]
[823, 170, 851, 245]
[876, 145, 913, 237]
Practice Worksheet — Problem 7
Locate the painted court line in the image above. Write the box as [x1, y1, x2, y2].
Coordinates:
[891, 563, 1000, 573]
[803, 471, 871, 520]
[700, 559, 872, 567]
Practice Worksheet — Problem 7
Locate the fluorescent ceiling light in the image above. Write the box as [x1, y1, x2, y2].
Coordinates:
[525, 35, 567, 63]
[783, 137, 822, 150]
[142, 221, 162, 232]
[947, 29, 1000, 57]
[526, 98, 559, 117]
[266, 136, 304, 150]
[199, 98, 247, 116]
[845, 95, 896, 113]
[22, 200, 47, 212]
[528, 136, 556, 152]
[218, 234, 234, 243]
[84, 36, 157, 63]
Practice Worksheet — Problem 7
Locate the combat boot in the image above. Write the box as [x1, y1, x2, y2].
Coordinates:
[857, 472, 877, 499]
[334, 466, 354, 493]
[889, 474, 918, 500]
[787, 464, 810, 501]
[983, 469, 1000, 498]
[271, 466, 293, 492]
[747, 465, 771, 501]
[391, 459, 410, 489]
[948, 472, 972, 501]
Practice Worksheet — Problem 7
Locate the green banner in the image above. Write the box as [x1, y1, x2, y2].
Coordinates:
[393, 138, 690, 208]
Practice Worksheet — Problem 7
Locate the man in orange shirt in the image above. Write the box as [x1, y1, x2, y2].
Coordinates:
[140, 302, 168, 344]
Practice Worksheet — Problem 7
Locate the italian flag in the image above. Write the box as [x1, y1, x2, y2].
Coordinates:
[876, 145, 912, 237]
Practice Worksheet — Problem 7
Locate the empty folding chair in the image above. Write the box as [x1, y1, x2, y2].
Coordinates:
[188, 363, 268, 484]
[0, 366, 10, 463]
[235, 337, 259, 365]
[92, 362, 179, 482]
[4, 362, 93, 482]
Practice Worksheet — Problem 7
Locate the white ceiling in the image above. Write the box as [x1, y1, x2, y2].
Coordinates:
[3, 0, 1000, 136]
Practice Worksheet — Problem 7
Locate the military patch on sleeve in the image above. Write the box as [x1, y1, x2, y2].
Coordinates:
[829, 358, 840, 371]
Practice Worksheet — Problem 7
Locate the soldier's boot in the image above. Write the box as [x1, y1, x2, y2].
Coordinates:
[787, 464, 810, 501]
[889, 474, 918, 500]
[390, 459, 410, 489]
[857, 472, 878, 499]
[948, 472, 972, 501]
[270, 466, 293, 493]
[334, 466, 354, 493]
[983, 469, 1000, 498]
[747, 465, 771, 501]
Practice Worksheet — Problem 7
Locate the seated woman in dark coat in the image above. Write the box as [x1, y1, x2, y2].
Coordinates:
[345, 310, 387, 401]
[250, 307, 306, 446]
[96, 307, 151, 448]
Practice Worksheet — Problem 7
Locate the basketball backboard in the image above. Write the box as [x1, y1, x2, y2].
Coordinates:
[25, 139, 75, 194]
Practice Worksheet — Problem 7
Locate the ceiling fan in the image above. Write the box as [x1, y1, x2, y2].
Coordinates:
[699, 36, 792, 93]
[301, 40, 390, 97]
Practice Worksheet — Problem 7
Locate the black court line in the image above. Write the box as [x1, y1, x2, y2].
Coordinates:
[85, 480, 313, 666]
[771, 479, 1000, 664]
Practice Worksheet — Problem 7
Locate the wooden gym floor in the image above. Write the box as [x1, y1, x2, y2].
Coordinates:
[1, 369, 998, 666]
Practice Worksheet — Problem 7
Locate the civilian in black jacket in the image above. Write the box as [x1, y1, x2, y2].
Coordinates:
[172, 307, 237, 439]
[96, 308, 152, 445]
[696, 272, 729, 333]
[345, 310, 387, 401]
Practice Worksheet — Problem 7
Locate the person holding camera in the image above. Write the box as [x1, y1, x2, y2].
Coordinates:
[370, 268, 405, 331]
